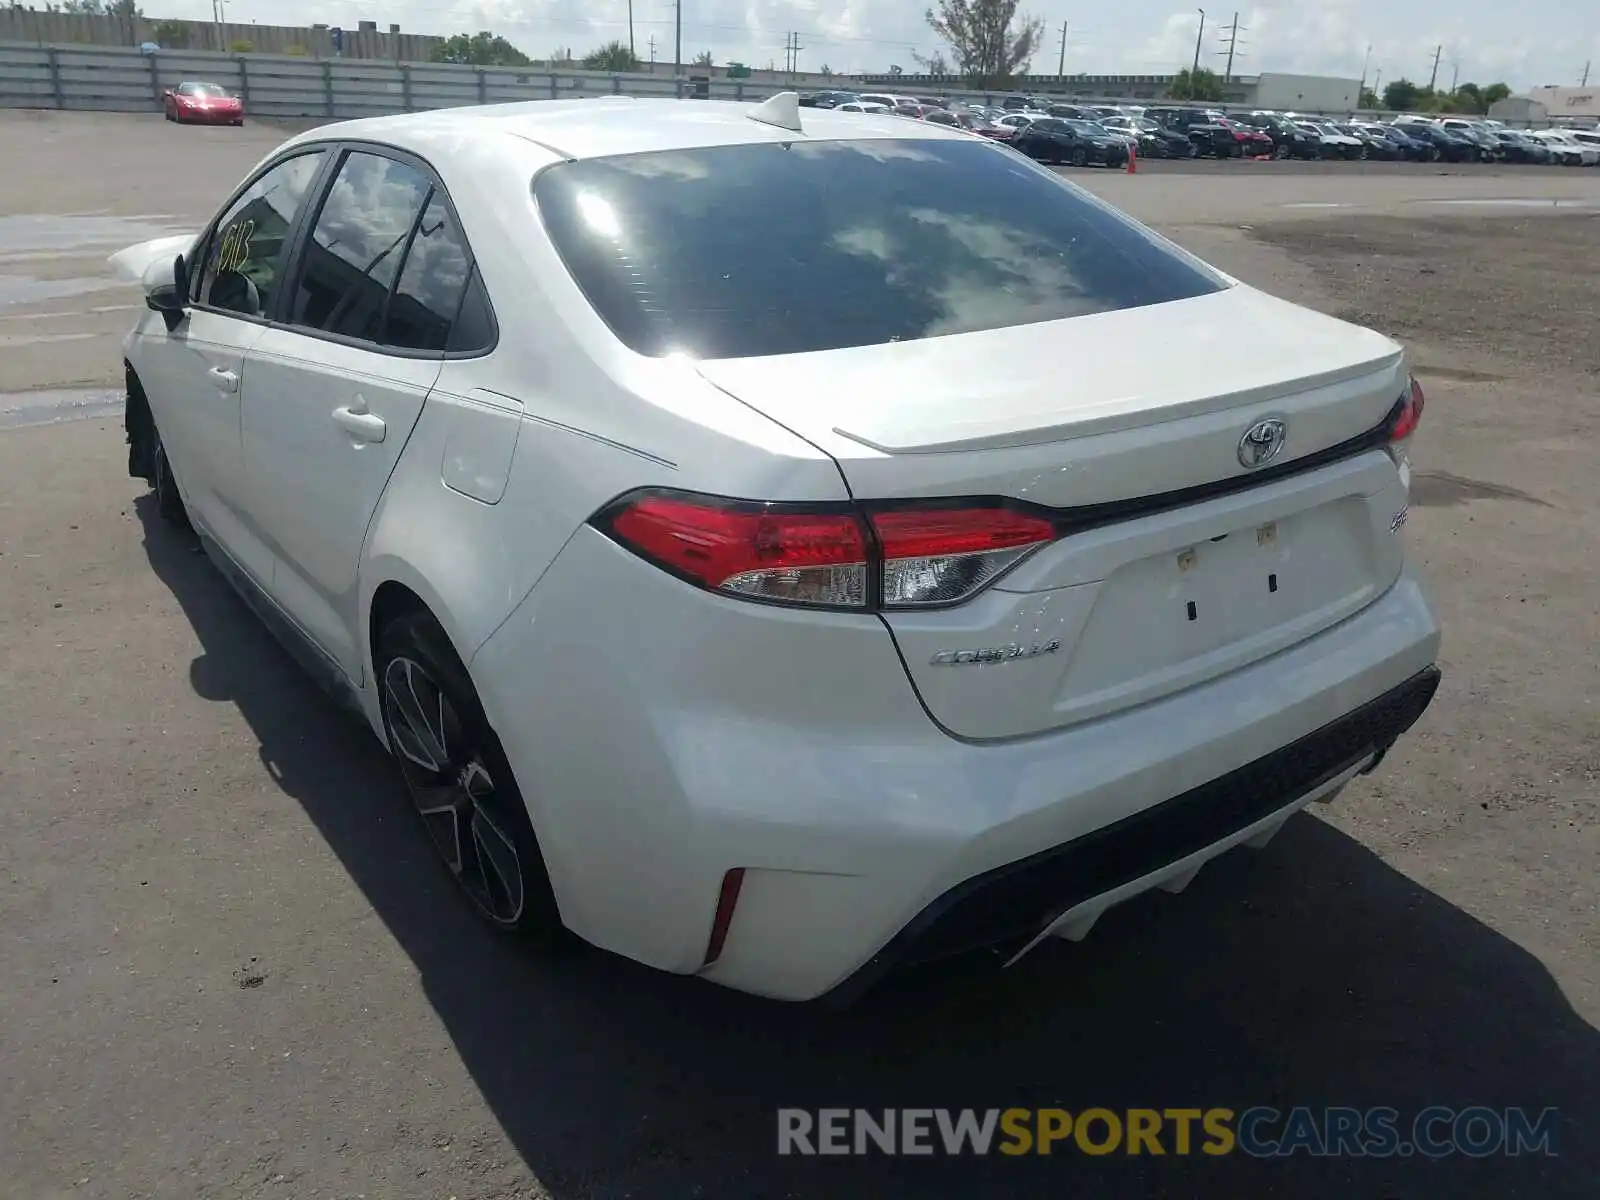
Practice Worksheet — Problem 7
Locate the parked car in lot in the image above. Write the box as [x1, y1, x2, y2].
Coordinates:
[1407, 123, 1481, 162]
[1527, 129, 1600, 165]
[1294, 121, 1365, 159]
[163, 81, 244, 126]
[1333, 123, 1402, 160]
[1234, 112, 1321, 159]
[1147, 107, 1244, 157]
[1212, 118, 1272, 156]
[113, 96, 1441, 1003]
[1490, 130, 1551, 163]
[1099, 114, 1196, 158]
[1361, 123, 1432, 161]
[797, 90, 860, 109]
[1012, 116, 1130, 166]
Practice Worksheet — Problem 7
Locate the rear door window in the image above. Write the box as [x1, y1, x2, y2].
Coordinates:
[535, 138, 1225, 360]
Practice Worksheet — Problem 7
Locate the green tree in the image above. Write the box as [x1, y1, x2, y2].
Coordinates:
[431, 31, 532, 67]
[1167, 66, 1224, 101]
[915, 50, 953, 75]
[692, 49, 714, 67]
[924, 0, 1044, 88]
[1453, 81, 1484, 112]
[1482, 82, 1512, 105]
[1359, 87, 1379, 109]
[1382, 77, 1423, 112]
[151, 18, 188, 47]
[582, 39, 639, 71]
[818, 63, 832, 76]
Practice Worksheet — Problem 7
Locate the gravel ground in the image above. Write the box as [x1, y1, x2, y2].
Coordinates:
[0, 110, 1596, 1200]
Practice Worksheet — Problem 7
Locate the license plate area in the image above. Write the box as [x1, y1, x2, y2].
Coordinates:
[1050, 497, 1379, 719]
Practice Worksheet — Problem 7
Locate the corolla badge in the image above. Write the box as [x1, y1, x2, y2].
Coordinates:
[1237, 417, 1288, 469]
[930, 640, 1061, 666]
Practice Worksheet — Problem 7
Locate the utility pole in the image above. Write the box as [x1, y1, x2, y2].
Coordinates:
[648, 34, 656, 72]
[1427, 43, 1442, 91]
[1057, 20, 1068, 77]
[627, 0, 634, 60]
[1449, 59, 1459, 94]
[673, 0, 681, 77]
[1191, 9, 1205, 77]
[1218, 11, 1243, 83]
[1582, 61, 1590, 86]
[1372, 68, 1382, 104]
[1357, 43, 1371, 99]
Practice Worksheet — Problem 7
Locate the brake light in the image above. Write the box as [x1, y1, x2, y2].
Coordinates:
[1390, 375, 1425, 442]
[597, 492, 1056, 610]
[608, 495, 869, 607]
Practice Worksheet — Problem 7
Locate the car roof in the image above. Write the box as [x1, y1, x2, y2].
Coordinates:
[280, 97, 978, 163]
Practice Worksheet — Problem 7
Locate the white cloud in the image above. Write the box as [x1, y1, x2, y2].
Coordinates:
[161, 0, 1599, 89]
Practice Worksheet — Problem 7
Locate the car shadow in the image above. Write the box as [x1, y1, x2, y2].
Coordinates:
[138, 497, 1599, 1199]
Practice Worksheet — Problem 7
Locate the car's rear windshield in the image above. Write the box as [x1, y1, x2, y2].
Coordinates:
[533, 138, 1226, 360]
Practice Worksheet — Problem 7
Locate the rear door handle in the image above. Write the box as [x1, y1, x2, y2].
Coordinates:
[333, 400, 386, 444]
[207, 366, 239, 393]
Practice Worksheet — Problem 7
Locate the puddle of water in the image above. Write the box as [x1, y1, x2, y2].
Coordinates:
[0, 213, 188, 256]
[0, 275, 119, 308]
[1411, 470, 1550, 508]
[0, 387, 124, 431]
[1425, 197, 1594, 210]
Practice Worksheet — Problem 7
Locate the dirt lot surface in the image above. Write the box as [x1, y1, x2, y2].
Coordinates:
[1, 110, 1596, 1199]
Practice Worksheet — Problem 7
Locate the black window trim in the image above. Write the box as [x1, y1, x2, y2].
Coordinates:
[187, 138, 498, 360]
[273, 139, 500, 361]
[187, 145, 337, 329]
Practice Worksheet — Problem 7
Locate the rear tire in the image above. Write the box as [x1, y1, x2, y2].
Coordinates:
[376, 610, 566, 949]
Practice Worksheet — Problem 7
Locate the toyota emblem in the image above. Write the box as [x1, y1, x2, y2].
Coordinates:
[1238, 417, 1288, 469]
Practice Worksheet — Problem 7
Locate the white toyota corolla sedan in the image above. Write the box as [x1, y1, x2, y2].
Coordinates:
[114, 94, 1441, 1003]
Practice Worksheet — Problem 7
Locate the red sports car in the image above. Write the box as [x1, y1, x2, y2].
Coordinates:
[163, 81, 245, 126]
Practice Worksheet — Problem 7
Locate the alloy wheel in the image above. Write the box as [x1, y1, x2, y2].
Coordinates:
[383, 654, 526, 926]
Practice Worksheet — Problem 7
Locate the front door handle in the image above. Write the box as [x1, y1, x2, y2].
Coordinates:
[208, 366, 239, 393]
[333, 399, 386, 444]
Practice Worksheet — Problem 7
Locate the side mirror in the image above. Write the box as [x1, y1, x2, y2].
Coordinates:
[142, 253, 189, 333]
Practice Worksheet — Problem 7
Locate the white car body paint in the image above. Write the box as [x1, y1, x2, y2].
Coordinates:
[117, 98, 1442, 1002]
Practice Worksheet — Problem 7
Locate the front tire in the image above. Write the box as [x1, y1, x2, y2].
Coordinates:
[376, 610, 565, 947]
[151, 428, 189, 527]
[1071, 146, 1088, 167]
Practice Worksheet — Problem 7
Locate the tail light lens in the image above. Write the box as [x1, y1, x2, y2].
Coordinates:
[596, 492, 1056, 611]
[1385, 375, 1425, 486]
[873, 508, 1055, 606]
[1389, 375, 1425, 443]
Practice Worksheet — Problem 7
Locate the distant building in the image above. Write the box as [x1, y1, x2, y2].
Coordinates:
[1525, 86, 1600, 121]
[1487, 96, 1549, 123]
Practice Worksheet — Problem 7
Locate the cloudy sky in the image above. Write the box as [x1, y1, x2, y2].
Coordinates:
[166, 1, 1595, 87]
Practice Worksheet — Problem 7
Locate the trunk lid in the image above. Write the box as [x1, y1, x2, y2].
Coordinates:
[695, 285, 1414, 740]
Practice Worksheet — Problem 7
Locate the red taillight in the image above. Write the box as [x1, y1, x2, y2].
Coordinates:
[1390, 375, 1425, 442]
[598, 492, 1056, 610]
[608, 495, 869, 607]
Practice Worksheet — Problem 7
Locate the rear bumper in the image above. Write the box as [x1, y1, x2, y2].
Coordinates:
[824, 664, 1439, 1005]
[472, 527, 1441, 1003]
